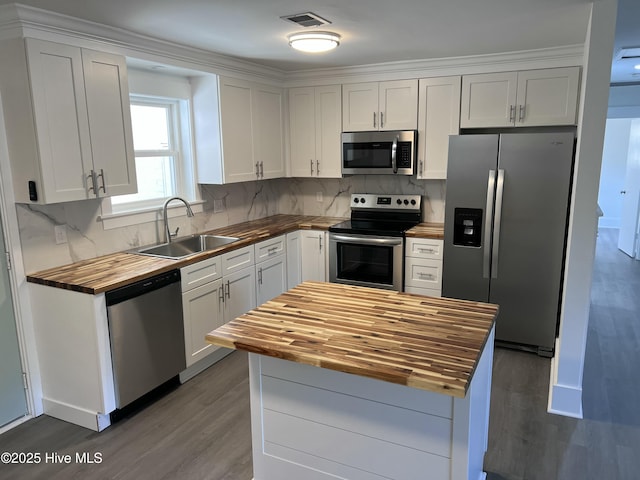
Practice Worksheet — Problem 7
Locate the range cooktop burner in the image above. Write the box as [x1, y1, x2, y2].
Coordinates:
[329, 194, 423, 237]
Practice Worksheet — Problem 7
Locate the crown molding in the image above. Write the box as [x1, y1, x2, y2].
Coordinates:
[283, 45, 585, 87]
[0, 3, 286, 83]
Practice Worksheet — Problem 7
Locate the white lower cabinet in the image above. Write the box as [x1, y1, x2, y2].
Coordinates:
[404, 237, 443, 297]
[181, 257, 224, 368]
[255, 235, 287, 304]
[286, 231, 302, 289]
[300, 230, 327, 282]
[223, 266, 257, 322]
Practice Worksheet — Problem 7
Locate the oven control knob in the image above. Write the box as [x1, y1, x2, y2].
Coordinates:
[396, 199, 402, 205]
[360, 197, 366, 204]
[410, 199, 416, 205]
[354, 198, 359, 203]
[403, 199, 409, 205]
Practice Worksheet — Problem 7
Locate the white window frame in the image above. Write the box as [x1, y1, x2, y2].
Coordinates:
[100, 91, 202, 230]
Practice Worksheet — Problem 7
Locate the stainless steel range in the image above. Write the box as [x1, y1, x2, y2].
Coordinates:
[329, 194, 422, 291]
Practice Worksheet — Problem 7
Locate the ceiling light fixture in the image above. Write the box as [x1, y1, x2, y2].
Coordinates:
[634, 64, 640, 70]
[288, 31, 340, 53]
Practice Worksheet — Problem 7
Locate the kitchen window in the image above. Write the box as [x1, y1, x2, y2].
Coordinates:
[101, 87, 202, 229]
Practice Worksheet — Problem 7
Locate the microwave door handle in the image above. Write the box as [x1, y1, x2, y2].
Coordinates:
[391, 135, 398, 173]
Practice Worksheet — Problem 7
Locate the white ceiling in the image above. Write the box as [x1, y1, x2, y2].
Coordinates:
[0, 0, 637, 84]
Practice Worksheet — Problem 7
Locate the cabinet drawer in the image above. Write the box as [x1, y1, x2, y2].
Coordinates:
[221, 245, 255, 275]
[406, 237, 443, 259]
[255, 235, 285, 261]
[180, 256, 222, 292]
[405, 285, 442, 298]
[405, 258, 442, 290]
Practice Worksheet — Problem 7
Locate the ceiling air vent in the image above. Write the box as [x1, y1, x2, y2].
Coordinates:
[281, 12, 331, 28]
[615, 47, 640, 60]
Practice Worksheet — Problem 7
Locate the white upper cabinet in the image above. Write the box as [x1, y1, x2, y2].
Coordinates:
[289, 85, 342, 178]
[416, 76, 461, 179]
[0, 38, 136, 203]
[460, 67, 580, 128]
[193, 75, 285, 184]
[342, 80, 418, 132]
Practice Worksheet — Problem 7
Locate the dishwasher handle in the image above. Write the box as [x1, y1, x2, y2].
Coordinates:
[106, 270, 181, 306]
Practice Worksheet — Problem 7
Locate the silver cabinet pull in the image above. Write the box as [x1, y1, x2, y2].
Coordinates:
[316, 159, 320, 176]
[97, 168, 106, 194]
[518, 104, 526, 122]
[373, 112, 377, 129]
[225, 280, 231, 299]
[318, 234, 322, 251]
[87, 170, 97, 195]
[380, 111, 384, 128]
[218, 284, 225, 304]
[258, 267, 263, 285]
[260, 161, 264, 178]
[255, 161, 260, 178]
[310, 159, 314, 175]
[509, 105, 516, 123]
[419, 159, 424, 176]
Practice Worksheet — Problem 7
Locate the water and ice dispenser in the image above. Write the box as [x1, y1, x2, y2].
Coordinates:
[453, 208, 483, 247]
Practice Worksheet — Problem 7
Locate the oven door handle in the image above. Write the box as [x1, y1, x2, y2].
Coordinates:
[330, 234, 404, 246]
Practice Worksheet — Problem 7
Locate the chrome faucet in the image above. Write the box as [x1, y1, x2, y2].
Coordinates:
[163, 196, 194, 243]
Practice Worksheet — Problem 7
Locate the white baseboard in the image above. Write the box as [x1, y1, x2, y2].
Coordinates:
[0, 414, 33, 435]
[547, 353, 584, 419]
[42, 397, 111, 432]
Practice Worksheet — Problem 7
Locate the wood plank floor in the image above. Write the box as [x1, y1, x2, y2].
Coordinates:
[1, 228, 638, 479]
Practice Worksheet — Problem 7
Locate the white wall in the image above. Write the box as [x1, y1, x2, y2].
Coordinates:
[598, 118, 632, 228]
[608, 85, 640, 118]
[549, 0, 618, 418]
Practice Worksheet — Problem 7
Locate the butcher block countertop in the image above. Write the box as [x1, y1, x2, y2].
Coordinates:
[406, 222, 444, 239]
[26, 215, 444, 294]
[26, 214, 345, 294]
[206, 281, 498, 397]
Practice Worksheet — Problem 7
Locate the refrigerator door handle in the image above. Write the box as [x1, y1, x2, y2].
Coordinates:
[483, 170, 496, 278]
[491, 169, 506, 279]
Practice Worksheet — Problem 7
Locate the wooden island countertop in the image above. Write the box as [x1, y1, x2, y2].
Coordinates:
[206, 281, 498, 398]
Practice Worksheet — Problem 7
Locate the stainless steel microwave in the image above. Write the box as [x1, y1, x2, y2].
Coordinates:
[341, 130, 417, 175]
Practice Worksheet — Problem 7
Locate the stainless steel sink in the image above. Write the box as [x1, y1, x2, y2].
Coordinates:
[131, 235, 240, 259]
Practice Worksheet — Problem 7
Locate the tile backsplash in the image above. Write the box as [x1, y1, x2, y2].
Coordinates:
[17, 176, 444, 273]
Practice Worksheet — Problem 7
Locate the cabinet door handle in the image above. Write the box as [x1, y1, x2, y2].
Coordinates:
[509, 105, 516, 123]
[318, 234, 322, 251]
[225, 280, 231, 299]
[380, 111, 384, 128]
[260, 161, 264, 178]
[97, 169, 106, 194]
[419, 159, 424, 176]
[258, 267, 262, 285]
[87, 170, 97, 195]
[418, 247, 435, 254]
[518, 104, 526, 122]
[316, 159, 320, 176]
[310, 159, 314, 175]
[218, 284, 225, 304]
[417, 272, 436, 280]
[256, 161, 260, 178]
[373, 112, 377, 129]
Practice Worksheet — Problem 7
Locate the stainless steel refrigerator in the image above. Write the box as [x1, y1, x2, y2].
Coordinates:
[442, 132, 574, 356]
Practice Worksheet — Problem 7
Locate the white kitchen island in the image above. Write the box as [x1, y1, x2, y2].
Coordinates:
[206, 281, 498, 480]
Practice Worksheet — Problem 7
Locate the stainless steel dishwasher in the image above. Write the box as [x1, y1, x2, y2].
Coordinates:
[106, 270, 186, 410]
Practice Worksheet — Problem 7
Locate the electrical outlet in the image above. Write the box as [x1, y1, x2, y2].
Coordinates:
[54, 224, 67, 245]
[213, 198, 225, 213]
[316, 191, 323, 203]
